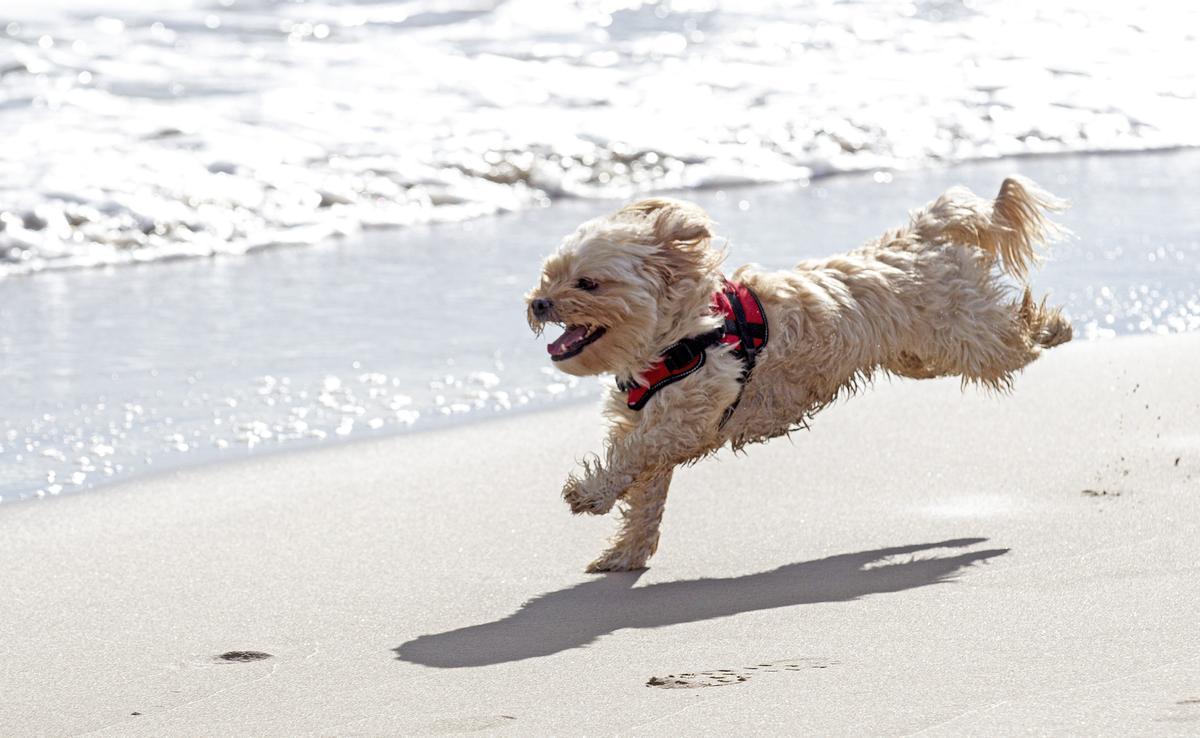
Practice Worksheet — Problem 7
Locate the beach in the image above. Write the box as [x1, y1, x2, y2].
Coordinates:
[4, 1, 1200, 733]
[4, 331, 1197, 735]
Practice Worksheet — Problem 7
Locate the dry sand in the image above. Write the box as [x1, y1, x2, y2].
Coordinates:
[3, 333, 1198, 736]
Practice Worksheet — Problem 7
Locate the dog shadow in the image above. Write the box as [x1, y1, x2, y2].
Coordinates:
[394, 538, 1005, 668]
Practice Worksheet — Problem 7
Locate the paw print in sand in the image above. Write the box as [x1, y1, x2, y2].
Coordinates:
[646, 657, 839, 688]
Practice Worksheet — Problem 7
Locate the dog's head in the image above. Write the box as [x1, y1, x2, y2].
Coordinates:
[525, 198, 724, 377]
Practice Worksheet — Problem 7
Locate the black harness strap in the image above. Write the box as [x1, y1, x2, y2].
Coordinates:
[724, 285, 756, 370]
[617, 326, 725, 406]
[662, 327, 725, 371]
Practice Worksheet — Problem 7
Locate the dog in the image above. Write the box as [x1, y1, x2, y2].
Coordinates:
[526, 177, 1072, 572]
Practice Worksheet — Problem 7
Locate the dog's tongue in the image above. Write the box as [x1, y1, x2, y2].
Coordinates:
[548, 326, 588, 356]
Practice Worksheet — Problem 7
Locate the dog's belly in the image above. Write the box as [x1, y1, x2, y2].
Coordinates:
[722, 377, 828, 449]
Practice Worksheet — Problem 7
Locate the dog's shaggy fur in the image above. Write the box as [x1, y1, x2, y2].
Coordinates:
[526, 177, 1072, 572]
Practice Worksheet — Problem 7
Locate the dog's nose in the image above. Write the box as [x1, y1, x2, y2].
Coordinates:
[531, 298, 553, 319]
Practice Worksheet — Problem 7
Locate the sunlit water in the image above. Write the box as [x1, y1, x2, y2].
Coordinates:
[2, 0, 1199, 502]
[3, 151, 1199, 503]
[2, 0, 1198, 275]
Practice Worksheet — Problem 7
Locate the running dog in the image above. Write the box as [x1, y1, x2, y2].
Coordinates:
[526, 178, 1071, 572]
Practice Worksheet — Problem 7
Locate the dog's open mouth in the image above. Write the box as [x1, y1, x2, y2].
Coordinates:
[547, 324, 606, 361]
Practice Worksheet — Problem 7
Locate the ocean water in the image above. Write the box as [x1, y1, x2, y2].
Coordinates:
[2, 0, 1198, 275]
[2, 1, 1200, 503]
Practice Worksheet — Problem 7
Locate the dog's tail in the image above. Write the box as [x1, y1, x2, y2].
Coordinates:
[910, 176, 1067, 279]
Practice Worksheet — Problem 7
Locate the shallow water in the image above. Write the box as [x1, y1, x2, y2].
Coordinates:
[2, 150, 1199, 503]
[2, 0, 1198, 274]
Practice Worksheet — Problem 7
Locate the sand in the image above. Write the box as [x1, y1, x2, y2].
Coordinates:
[3, 333, 1199, 736]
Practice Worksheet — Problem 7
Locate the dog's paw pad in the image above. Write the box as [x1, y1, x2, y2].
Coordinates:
[586, 553, 648, 573]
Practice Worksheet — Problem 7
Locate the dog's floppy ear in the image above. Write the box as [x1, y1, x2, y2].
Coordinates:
[620, 198, 723, 284]
[622, 197, 711, 245]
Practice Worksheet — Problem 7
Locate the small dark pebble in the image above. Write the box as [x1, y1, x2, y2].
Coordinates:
[1175, 457, 1181, 467]
[131, 712, 142, 716]
[217, 650, 273, 663]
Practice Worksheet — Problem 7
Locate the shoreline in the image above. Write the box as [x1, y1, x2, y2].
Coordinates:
[3, 331, 1197, 734]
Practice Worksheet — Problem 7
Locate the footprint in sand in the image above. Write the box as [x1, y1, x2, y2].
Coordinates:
[646, 657, 838, 688]
[428, 715, 517, 733]
[215, 650, 273, 663]
[1155, 698, 1200, 725]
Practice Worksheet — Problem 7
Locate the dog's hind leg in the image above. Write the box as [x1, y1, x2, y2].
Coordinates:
[586, 469, 674, 573]
[885, 350, 946, 380]
[1016, 286, 1072, 349]
[921, 286, 1072, 390]
[881, 176, 1072, 386]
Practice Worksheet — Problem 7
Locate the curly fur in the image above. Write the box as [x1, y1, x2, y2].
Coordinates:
[526, 177, 1072, 572]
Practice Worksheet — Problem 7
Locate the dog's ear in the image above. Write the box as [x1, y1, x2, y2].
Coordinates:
[620, 198, 723, 284]
[622, 198, 711, 246]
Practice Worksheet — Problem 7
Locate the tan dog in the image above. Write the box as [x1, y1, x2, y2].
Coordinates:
[526, 178, 1072, 572]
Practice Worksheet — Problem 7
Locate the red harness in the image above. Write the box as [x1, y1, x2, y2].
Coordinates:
[619, 279, 768, 413]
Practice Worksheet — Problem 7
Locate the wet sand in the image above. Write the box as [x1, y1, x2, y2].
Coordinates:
[3, 332, 1198, 735]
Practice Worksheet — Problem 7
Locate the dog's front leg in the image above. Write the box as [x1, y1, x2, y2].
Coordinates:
[562, 424, 676, 516]
[562, 392, 723, 515]
[561, 409, 639, 515]
[585, 468, 673, 572]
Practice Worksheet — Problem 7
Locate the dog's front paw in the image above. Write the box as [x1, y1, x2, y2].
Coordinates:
[561, 475, 592, 514]
[586, 545, 652, 573]
[562, 474, 618, 515]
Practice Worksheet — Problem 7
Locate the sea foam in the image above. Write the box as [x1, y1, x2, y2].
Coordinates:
[2, 0, 1197, 276]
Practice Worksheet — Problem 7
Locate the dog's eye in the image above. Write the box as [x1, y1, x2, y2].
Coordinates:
[574, 278, 599, 292]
